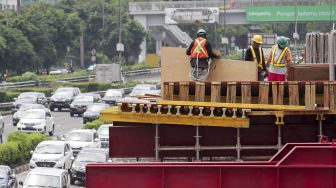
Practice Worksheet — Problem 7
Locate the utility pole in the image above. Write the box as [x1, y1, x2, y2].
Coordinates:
[102, 1, 105, 64]
[117, 0, 124, 82]
[80, 31, 84, 68]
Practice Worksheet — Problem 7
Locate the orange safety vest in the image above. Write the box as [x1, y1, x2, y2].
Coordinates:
[191, 37, 209, 59]
[249, 46, 263, 68]
[271, 45, 288, 67]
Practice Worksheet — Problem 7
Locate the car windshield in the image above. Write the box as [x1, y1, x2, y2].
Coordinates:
[54, 88, 73, 96]
[76, 153, 106, 162]
[66, 132, 92, 142]
[34, 144, 63, 154]
[17, 95, 37, 101]
[88, 105, 107, 112]
[134, 85, 155, 91]
[25, 174, 60, 188]
[22, 111, 44, 119]
[18, 105, 44, 112]
[74, 96, 93, 103]
[98, 126, 109, 135]
[0, 169, 7, 179]
[105, 90, 122, 97]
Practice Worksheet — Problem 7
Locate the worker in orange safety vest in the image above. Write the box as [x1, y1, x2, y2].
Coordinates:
[266, 36, 293, 81]
[244, 35, 267, 81]
[186, 29, 220, 69]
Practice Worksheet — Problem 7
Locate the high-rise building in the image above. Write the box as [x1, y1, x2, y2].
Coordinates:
[0, 0, 18, 11]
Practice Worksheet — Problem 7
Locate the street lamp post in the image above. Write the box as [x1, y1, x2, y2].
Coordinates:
[117, 0, 124, 82]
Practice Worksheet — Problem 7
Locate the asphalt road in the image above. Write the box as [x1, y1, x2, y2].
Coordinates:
[2, 110, 84, 143]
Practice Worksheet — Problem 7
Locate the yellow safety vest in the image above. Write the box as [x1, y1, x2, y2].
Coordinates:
[249, 46, 263, 68]
[271, 45, 288, 67]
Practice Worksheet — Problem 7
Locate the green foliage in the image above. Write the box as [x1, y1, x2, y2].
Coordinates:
[225, 50, 244, 60]
[122, 63, 152, 72]
[82, 119, 112, 130]
[0, 91, 21, 103]
[7, 72, 38, 82]
[0, 132, 49, 167]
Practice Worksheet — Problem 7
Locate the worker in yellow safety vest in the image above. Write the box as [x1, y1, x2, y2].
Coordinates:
[244, 35, 267, 81]
[266, 36, 293, 81]
[186, 29, 220, 69]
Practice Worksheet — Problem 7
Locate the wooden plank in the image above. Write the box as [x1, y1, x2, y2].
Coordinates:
[330, 81, 336, 110]
[168, 82, 174, 100]
[289, 82, 299, 105]
[226, 82, 237, 103]
[195, 82, 205, 102]
[323, 82, 330, 108]
[305, 82, 312, 110]
[241, 82, 251, 104]
[179, 82, 189, 101]
[163, 83, 170, 100]
[211, 82, 221, 102]
[272, 82, 278, 105]
[258, 82, 269, 104]
[161, 47, 258, 82]
[278, 82, 284, 105]
[311, 82, 316, 109]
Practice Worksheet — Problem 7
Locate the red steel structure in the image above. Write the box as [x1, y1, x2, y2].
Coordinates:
[87, 143, 336, 188]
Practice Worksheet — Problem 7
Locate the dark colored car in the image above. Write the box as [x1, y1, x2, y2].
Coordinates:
[12, 104, 48, 126]
[12, 92, 48, 114]
[69, 148, 109, 185]
[0, 165, 18, 188]
[83, 103, 109, 124]
[69, 94, 100, 117]
[49, 87, 81, 111]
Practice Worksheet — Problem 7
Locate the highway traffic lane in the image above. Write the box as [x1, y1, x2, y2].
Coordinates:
[17, 170, 85, 188]
[2, 111, 84, 143]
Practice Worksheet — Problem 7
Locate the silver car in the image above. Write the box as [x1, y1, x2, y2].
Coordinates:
[83, 103, 109, 124]
[30, 141, 73, 170]
[12, 104, 48, 126]
[97, 124, 113, 148]
[20, 168, 70, 188]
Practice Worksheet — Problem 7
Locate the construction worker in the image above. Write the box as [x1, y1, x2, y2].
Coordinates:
[245, 35, 267, 81]
[267, 36, 293, 81]
[186, 29, 220, 70]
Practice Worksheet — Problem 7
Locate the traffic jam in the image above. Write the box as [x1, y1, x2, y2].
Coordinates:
[0, 84, 160, 188]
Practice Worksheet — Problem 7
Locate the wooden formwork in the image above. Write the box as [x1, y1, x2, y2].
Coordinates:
[163, 81, 336, 112]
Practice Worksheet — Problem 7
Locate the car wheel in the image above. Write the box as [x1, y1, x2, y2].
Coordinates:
[70, 177, 75, 185]
[70, 112, 74, 117]
[50, 107, 54, 111]
[49, 125, 55, 136]
[58, 107, 62, 112]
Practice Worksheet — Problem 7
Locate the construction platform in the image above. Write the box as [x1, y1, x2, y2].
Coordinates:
[101, 81, 336, 161]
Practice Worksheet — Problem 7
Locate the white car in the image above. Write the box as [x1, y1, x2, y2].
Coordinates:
[97, 124, 113, 148]
[20, 168, 70, 188]
[65, 129, 99, 156]
[17, 109, 55, 136]
[102, 89, 124, 105]
[30, 141, 73, 170]
[129, 84, 160, 97]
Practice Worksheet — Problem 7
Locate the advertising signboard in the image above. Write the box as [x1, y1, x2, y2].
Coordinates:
[246, 6, 336, 22]
[165, 8, 219, 24]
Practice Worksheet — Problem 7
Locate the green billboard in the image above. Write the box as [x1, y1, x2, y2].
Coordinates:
[246, 6, 336, 22]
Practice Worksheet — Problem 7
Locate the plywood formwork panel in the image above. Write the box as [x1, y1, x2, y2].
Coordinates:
[161, 47, 258, 82]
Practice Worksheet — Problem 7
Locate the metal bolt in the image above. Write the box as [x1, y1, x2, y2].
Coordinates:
[167, 105, 172, 115]
[139, 104, 144, 113]
[157, 105, 162, 115]
[146, 104, 152, 114]
[222, 108, 227, 118]
[176, 106, 181, 116]
[188, 106, 193, 116]
[131, 104, 136, 114]
[199, 107, 204, 116]
[210, 107, 215, 117]
[232, 108, 237, 118]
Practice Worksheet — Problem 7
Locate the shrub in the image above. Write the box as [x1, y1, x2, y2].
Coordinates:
[4, 132, 49, 167]
[0, 88, 54, 103]
[83, 119, 112, 130]
[7, 72, 38, 82]
[122, 63, 152, 72]
[0, 142, 20, 166]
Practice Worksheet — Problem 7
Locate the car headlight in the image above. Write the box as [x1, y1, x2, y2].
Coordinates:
[50, 97, 55, 102]
[31, 157, 38, 161]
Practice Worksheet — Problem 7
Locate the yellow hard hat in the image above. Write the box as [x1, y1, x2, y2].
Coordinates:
[252, 35, 263, 44]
